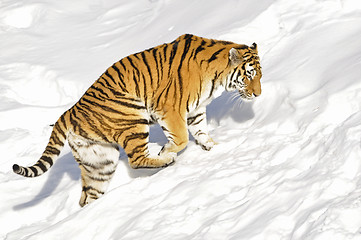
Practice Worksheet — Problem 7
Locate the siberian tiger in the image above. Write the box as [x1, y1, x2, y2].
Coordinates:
[13, 34, 262, 207]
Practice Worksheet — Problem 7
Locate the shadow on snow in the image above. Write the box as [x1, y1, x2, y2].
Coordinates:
[13, 152, 80, 210]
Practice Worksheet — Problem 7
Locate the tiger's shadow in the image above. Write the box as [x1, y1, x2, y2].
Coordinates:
[13, 152, 80, 210]
[13, 92, 254, 210]
[206, 91, 255, 124]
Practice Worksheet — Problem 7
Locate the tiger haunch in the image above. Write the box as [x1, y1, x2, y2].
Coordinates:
[13, 34, 262, 206]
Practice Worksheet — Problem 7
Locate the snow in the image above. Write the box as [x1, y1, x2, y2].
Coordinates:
[1, 0, 361, 239]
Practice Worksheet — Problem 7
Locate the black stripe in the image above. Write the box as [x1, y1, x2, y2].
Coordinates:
[183, 34, 193, 40]
[82, 97, 123, 115]
[158, 49, 164, 80]
[41, 155, 54, 166]
[54, 122, 66, 140]
[111, 65, 128, 92]
[208, 71, 219, 98]
[130, 154, 146, 164]
[186, 95, 190, 112]
[208, 39, 216, 47]
[69, 108, 79, 128]
[29, 166, 38, 176]
[235, 45, 248, 50]
[50, 133, 64, 147]
[97, 77, 109, 90]
[128, 142, 148, 158]
[112, 64, 124, 79]
[100, 74, 112, 87]
[208, 48, 225, 63]
[105, 83, 127, 99]
[98, 169, 116, 176]
[230, 68, 237, 81]
[194, 40, 206, 60]
[119, 119, 149, 125]
[196, 92, 200, 107]
[110, 99, 146, 110]
[113, 124, 143, 143]
[219, 40, 234, 45]
[142, 72, 148, 108]
[99, 159, 115, 166]
[173, 75, 178, 102]
[88, 84, 110, 99]
[168, 40, 179, 76]
[163, 44, 168, 64]
[163, 80, 172, 101]
[95, 81, 128, 99]
[123, 132, 149, 149]
[141, 51, 153, 86]
[154, 94, 163, 110]
[153, 65, 172, 110]
[60, 113, 67, 125]
[88, 175, 110, 182]
[133, 53, 140, 60]
[132, 73, 141, 97]
[152, 48, 160, 85]
[119, 59, 127, 71]
[45, 145, 60, 155]
[83, 186, 105, 195]
[104, 70, 117, 86]
[209, 78, 216, 98]
[81, 161, 100, 169]
[195, 130, 206, 136]
[127, 56, 140, 76]
[236, 70, 242, 80]
[192, 118, 204, 126]
[177, 37, 193, 109]
[187, 112, 205, 125]
[23, 167, 29, 176]
[70, 107, 90, 139]
[36, 161, 48, 172]
[188, 49, 195, 66]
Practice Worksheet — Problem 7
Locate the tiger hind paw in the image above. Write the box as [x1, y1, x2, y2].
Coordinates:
[129, 154, 175, 169]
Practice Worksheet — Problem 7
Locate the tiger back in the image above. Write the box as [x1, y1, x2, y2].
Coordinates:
[13, 34, 262, 206]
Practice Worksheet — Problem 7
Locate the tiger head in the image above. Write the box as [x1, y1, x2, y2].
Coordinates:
[226, 43, 262, 100]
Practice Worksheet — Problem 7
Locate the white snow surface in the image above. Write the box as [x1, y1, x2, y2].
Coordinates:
[1, 0, 361, 239]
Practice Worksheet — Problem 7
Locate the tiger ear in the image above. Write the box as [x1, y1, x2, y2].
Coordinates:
[250, 42, 258, 52]
[229, 48, 243, 66]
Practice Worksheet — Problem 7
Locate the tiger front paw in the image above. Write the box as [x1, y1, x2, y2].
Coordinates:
[196, 138, 217, 151]
[157, 151, 177, 167]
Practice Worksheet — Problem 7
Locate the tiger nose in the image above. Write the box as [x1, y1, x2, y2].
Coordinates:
[253, 93, 260, 97]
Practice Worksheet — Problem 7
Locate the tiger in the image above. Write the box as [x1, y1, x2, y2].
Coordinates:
[13, 34, 262, 207]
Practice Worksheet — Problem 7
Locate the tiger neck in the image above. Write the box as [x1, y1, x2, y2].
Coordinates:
[193, 77, 226, 111]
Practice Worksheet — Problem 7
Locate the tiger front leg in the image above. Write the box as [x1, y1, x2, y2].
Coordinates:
[158, 113, 189, 161]
[187, 108, 216, 151]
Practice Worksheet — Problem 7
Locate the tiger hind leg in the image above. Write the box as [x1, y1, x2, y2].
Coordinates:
[117, 122, 174, 169]
[68, 132, 119, 207]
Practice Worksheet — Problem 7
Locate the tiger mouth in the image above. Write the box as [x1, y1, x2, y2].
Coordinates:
[239, 90, 254, 101]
